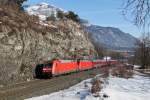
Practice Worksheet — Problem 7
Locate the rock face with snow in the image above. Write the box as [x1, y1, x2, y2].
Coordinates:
[84, 25, 138, 51]
[25, 3, 138, 52]
[25, 2, 63, 20]
[0, 6, 95, 85]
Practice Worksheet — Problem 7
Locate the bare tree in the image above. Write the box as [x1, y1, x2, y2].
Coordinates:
[94, 43, 105, 59]
[133, 34, 150, 68]
[123, 0, 150, 28]
[123, 0, 150, 68]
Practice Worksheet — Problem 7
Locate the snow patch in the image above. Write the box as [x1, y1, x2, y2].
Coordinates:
[26, 74, 150, 100]
[26, 79, 94, 100]
[25, 2, 64, 21]
[134, 65, 141, 69]
[102, 75, 150, 100]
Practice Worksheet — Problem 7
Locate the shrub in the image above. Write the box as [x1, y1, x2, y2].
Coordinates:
[65, 11, 80, 22]
[91, 78, 102, 97]
[57, 10, 64, 19]
[111, 65, 133, 78]
[46, 14, 56, 21]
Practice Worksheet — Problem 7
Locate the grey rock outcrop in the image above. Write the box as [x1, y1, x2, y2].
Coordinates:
[0, 7, 95, 85]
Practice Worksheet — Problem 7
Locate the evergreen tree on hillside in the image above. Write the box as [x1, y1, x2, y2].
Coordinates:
[65, 11, 80, 22]
[57, 10, 64, 19]
[46, 13, 56, 21]
[0, 0, 27, 9]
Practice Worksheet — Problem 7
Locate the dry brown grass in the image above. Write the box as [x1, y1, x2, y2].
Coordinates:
[111, 65, 133, 78]
[101, 66, 110, 78]
[91, 78, 103, 97]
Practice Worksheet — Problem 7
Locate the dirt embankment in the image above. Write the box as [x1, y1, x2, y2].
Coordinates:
[0, 66, 109, 100]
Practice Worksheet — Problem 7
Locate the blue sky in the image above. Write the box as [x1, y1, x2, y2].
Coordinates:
[24, 0, 141, 38]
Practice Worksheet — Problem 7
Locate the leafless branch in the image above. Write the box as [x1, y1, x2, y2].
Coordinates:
[123, 0, 150, 29]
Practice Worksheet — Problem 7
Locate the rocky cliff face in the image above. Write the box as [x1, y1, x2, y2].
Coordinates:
[0, 6, 95, 85]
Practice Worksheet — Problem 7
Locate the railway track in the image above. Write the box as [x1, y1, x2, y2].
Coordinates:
[0, 67, 108, 100]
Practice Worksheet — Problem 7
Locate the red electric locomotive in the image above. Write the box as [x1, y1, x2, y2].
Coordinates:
[34, 59, 118, 78]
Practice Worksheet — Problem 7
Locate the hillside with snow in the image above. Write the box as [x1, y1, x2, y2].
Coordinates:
[25, 2, 138, 51]
[84, 25, 138, 51]
[25, 2, 64, 20]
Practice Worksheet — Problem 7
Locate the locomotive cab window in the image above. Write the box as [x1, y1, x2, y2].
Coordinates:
[44, 63, 53, 68]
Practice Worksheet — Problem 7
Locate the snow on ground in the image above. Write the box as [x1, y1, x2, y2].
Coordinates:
[26, 74, 150, 100]
[26, 78, 95, 100]
[134, 65, 141, 69]
[103, 75, 150, 100]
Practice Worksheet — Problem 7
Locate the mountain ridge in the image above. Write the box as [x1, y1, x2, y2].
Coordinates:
[83, 24, 138, 51]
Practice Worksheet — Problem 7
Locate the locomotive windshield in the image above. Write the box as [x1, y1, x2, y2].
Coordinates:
[44, 63, 53, 68]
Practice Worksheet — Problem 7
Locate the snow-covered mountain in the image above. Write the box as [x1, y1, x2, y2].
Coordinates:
[84, 25, 138, 51]
[25, 2, 64, 20]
